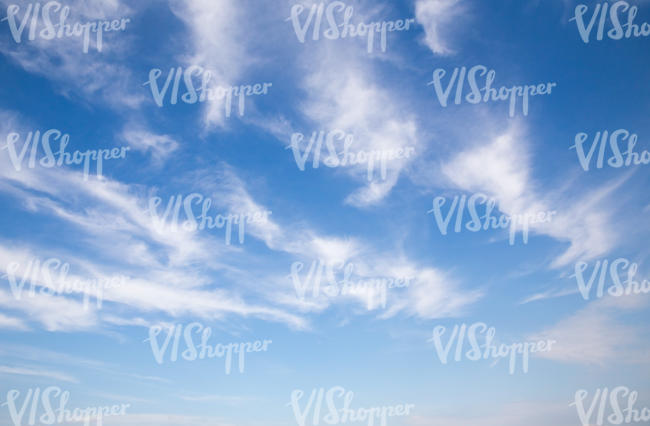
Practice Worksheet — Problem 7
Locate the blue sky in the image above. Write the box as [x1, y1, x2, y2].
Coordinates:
[0, 0, 649, 425]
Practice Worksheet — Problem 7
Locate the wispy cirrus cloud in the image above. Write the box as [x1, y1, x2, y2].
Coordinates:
[0, 111, 311, 330]
[168, 0, 263, 129]
[296, 43, 420, 207]
[0, 365, 79, 383]
[519, 286, 578, 304]
[0, 312, 28, 330]
[438, 121, 631, 267]
[0, 0, 144, 110]
[529, 294, 650, 365]
[415, 0, 464, 55]
[187, 166, 480, 320]
[120, 126, 179, 164]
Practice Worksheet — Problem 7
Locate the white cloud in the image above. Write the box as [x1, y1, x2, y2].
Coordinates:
[439, 122, 628, 267]
[297, 43, 420, 207]
[0, 0, 144, 110]
[442, 124, 531, 211]
[415, 0, 463, 55]
[519, 287, 578, 304]
[0, 313, 29, 330]
[169, 0, 255, 129]
[186, 166, 479, 320]
[0, 114, 310, 330]
[0, 365, 79, 383]
[121, 126, 179, 163]
[0, 106, 476, 331]
[529, 294, 650, 365]
[379, 266, 482, 320]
